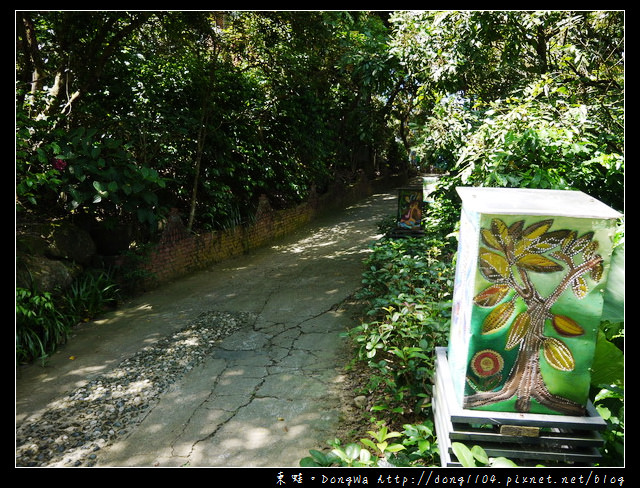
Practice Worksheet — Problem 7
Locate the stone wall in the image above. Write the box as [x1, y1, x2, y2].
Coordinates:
[139, 172, 407, 288]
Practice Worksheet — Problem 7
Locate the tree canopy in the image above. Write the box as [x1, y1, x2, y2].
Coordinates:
[16, 10, 624, 240]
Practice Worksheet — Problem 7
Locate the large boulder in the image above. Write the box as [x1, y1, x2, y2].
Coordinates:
[16, 221, 97, 293]
[48, 222, 97, 265]
[16, 253, 82, 293]
[17, 222, 96, 265]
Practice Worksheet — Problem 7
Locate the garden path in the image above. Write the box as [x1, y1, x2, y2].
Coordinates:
[16, 186, 400, 468]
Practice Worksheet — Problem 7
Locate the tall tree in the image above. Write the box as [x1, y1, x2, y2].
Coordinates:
[17, 12, 153, 122]
[388, 11, 623, 210]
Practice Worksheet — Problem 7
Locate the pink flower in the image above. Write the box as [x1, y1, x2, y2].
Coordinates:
[52, 158, 67, 170]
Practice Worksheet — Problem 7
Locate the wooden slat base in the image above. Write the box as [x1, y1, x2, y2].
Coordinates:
[433, 347, 606, 467]
[389, 228, 425, 239]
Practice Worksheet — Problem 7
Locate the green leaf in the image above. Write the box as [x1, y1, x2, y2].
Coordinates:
[344, 443, 361, 460]
[590, 330, 624, 387]
[491, 457, 519, 467]
[471, 445, 489, 465]
[451, 442, 477, 467]
[358, 448, 372, 464]
[384, 443, 406, 453]
[596, 404, 612, 421]
[300, 456, 321, 467]
[308, 449, 328, 464]
[359, 438, 376, 451]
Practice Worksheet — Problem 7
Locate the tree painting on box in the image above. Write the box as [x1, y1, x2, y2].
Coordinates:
[463, 216, 608, 415]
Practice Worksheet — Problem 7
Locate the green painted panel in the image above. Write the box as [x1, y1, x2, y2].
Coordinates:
[448, 187, 621, 416]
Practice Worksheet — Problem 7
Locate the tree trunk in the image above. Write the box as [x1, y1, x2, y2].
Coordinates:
[187, 110, 208, 233]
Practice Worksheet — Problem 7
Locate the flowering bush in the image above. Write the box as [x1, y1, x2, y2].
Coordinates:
[52, 158, 67, 171]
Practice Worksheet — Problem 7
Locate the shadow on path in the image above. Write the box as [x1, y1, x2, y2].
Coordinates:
[16, 190, 399, 467]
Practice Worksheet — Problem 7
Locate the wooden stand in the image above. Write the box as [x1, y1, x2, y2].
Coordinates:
[433, 347, 606, 467]
[389, 227, 425, 239]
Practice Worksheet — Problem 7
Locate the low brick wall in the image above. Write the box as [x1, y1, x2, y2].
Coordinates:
[140, 172, 407, 288]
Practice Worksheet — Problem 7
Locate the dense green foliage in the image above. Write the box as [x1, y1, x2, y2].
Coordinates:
[392, 11, 624, 212]
[16, 270, 120, 364]
[17, 11, 405, 234]
[17, 11, 623, 231]
[312, 196, 623, 466]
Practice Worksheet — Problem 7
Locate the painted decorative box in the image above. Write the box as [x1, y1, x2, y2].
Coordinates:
[396, 187, 424, 231]
[448, 187, 621, 415]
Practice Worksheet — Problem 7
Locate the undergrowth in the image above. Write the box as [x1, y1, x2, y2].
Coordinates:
[302, 191, 624, 468]
[16, 269, 121, 365]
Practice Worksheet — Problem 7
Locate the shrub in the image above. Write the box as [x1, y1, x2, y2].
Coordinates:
[356, 236, 453, 314]
[339, 230, 454, 467]
[16, 269, 121, 365]
[59, 269, 120, 325]
[16, 287, 69, 365]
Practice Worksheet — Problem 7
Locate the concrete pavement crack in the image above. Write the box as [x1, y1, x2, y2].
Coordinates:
[52, 189, 400, 466]
[180, 362, 268, 463]
[179, 298, 351, 464]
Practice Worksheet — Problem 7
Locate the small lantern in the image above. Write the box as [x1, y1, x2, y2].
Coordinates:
[447, 187, 621, 416]
[422, 176, 439, 204]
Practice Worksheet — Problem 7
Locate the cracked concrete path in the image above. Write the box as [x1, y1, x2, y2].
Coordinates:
[16, 188, 399, 467]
